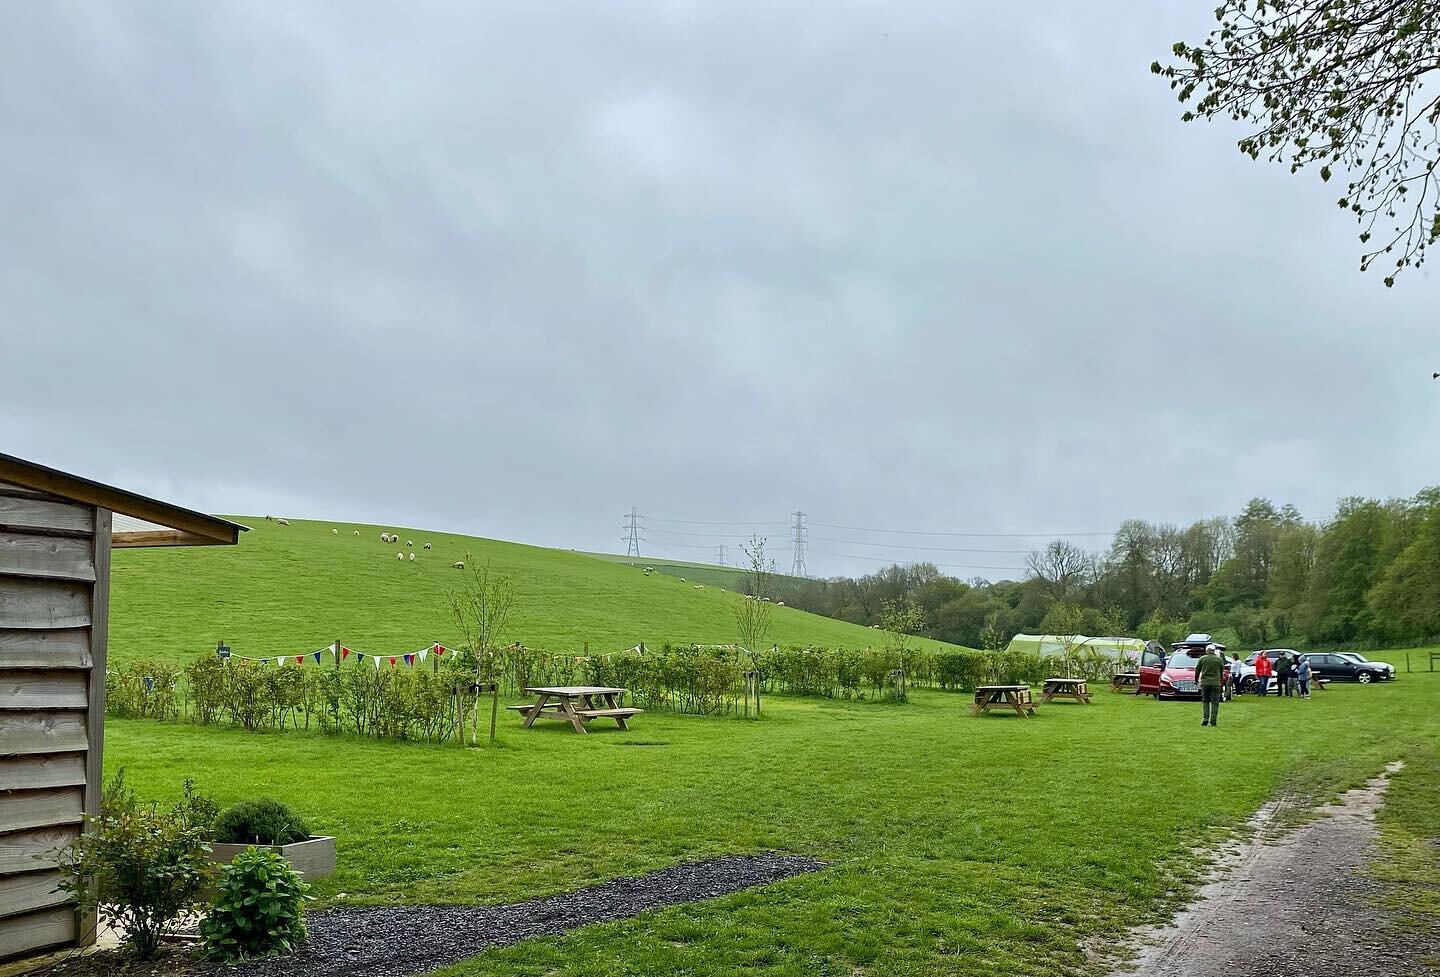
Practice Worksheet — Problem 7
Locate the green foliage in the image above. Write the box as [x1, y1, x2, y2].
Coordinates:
[213, 799, 311, 846]
[106, 518, 960, 676]
[106, 660, 183, 721]
[199, 846, 311, 961]
[1155, 0, 1440, 284]
[104, 661, 1440, 975]
[52, 772, 216, 960]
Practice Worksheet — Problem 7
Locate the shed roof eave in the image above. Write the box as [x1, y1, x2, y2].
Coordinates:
[0, 452, 247, 546]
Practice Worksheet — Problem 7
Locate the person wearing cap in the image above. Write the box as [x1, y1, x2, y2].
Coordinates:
[1195, 642, 1225, 727]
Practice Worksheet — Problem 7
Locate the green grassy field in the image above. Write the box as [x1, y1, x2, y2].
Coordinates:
[583, 552, 755, 592]
[108, 518, 963, 669]
[105, 659, 1440, 976]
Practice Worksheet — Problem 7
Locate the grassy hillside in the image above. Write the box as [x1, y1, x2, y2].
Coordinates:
[109, 518, 964, 667]
[582, 553, 754, 591]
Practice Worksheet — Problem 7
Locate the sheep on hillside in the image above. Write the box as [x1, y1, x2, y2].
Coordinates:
[381, 533, 392, 543]
[353, 530, 360, 536]
[332, 529, 338, 535]
[452, 561, 465, 570]
[423, 542, 432, 550]
[409, 552, 416, 562]
[777, 601, 785, 606]
[694, 585, 703, 590]
[407, 540, 414, 548]
[264, 515, 274, 522]
[396, 552, 405, 561]
[276, 518, 290, 526]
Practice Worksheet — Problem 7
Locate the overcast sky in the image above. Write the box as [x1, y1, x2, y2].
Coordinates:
[3, 1, 1436, 580]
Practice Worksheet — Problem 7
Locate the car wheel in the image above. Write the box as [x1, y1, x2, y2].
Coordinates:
[1357, 671, 1372, 684]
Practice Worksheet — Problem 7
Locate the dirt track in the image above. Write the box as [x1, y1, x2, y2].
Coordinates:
[1109, 761, 1437, 977]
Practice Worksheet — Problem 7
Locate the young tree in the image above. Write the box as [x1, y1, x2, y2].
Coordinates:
[449, 555, 514, 743]
[1041, 600, 1087, 675]
[880, 596, 926, 666]
[1154, 0, 1440, 284]
[979, 610, 1010, 651]
[733, 536, 775, 662]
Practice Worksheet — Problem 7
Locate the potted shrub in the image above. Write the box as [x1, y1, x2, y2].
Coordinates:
[208, 798, 335, 881]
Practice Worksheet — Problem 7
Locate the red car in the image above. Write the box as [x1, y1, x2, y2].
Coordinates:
[1138, 634, 1231, 699]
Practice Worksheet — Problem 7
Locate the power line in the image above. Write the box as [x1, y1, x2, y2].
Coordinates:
[807, 535, 1033, 554]
[714, 544, 727, 566]
[646, 527, 779, 539]
[790, 510, 807, 578]
[806, 548, 1028, 574]
[809, 522, 1114, 538]
[622, 507, 644, 558]
[647, 516, 790, 527]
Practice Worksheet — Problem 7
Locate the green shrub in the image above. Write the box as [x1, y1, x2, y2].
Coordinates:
[213, 799, 311, 846]
[199, 846, 310, 961]
[52, 772, 216, 960]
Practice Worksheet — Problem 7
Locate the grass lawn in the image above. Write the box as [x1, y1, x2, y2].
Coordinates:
[105, 659, 1440, 976]
[108, 518, 965, 669]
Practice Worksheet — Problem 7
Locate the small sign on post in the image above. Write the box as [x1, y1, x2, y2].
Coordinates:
[216, 641, 231, 660]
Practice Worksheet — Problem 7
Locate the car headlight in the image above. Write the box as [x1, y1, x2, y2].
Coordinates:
[1159, 675, 1174, 685]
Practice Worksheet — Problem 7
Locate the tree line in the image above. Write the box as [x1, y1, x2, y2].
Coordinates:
[767, 488, 1440, 651]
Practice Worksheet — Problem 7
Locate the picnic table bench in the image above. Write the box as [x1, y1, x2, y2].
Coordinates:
[507, 686, 642, 733]
[1109, 672, 1140, 692]
[1041, 677, 1092, 704]
[970, 684, 1036, 718]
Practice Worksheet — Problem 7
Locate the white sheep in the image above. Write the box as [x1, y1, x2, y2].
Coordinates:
[277, 518, 290, 526]
[353, 530, 360, 536]
[679, 577, 686, 582]
[381, 533, 391, 543]
[332, 529, 338, 535]
[407, 540, 414, 547]
[396, 552, 404, 561]
[777, 601, 786, 606]
[423, 542, 432, 550]
[452, 561, 465, 569]
[694, 585, 703, 590]
[408, 552, 416, 562]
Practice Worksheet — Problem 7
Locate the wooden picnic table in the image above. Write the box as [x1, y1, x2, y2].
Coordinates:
[506, 686, 642, 734]
[1109, 672, 1140, 692]
[1041, 677, 1092, 705]
[970, 684, 1036, 718]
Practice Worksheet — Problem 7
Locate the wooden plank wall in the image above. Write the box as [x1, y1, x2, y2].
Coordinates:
[0, 479, 100, 960]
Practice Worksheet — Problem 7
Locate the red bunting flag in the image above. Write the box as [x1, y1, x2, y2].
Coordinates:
[433, 643, 444, 656]
[404, 654, 415, 666]
[296, 655, 304, 664]
[389, 657, 397, 666]
[341, 646, 352, 660]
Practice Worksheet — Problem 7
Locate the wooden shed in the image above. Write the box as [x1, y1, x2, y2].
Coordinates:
[0, 452, 244, 960]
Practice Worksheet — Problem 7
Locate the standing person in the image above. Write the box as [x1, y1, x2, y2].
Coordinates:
[1274, 652, 1294, 697]
[1296, 655, 1313, 699]
[1231, 652, 1245, 697]
[1254, 649, 1273, 697]
[1195, 642, 1225, 727]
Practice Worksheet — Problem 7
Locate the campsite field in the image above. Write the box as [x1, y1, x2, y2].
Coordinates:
[106, 662, 1440, 976]
[106, 518, 964, 668]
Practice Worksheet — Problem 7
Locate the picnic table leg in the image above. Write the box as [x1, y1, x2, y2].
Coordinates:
[602, 691, 629, 730]
[559, 695, 588, 734]
[522, 693, 550, 729]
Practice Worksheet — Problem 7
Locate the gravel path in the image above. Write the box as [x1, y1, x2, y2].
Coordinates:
[223, 852, 824, 977]
[1108, 761, 1438, 977]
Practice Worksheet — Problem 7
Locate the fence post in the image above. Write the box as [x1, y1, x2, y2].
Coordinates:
[489, 683, 499, 746]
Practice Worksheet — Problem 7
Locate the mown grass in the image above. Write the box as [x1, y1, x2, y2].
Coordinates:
[105, 666, 1440, 977]
[108, 518, 963, 669]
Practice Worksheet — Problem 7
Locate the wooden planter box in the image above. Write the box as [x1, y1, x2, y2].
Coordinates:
[208, 836, 336, 881]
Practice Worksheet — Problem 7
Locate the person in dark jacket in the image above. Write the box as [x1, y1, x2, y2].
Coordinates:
[1274, 652, 1294, 697]
[1195, 643, 1225, 727]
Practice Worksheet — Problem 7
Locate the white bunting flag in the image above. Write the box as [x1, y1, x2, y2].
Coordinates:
[373, 654, 381, 670]
[419, 649, 428, 663]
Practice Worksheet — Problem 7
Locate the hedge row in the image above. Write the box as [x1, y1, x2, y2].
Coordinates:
[105, 643, 1126, 743]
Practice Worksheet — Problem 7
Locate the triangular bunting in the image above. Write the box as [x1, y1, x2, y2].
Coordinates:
[434, 644, 445, 656]
[389, 656, 397, 666]
[341, 646, 352, 660]
[373, 654, 381, 670]
[419, 649, 428, 663]
[296, 655, 305, 665]
[313, 651, 324, 664]
[404, 654, 415, 667]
